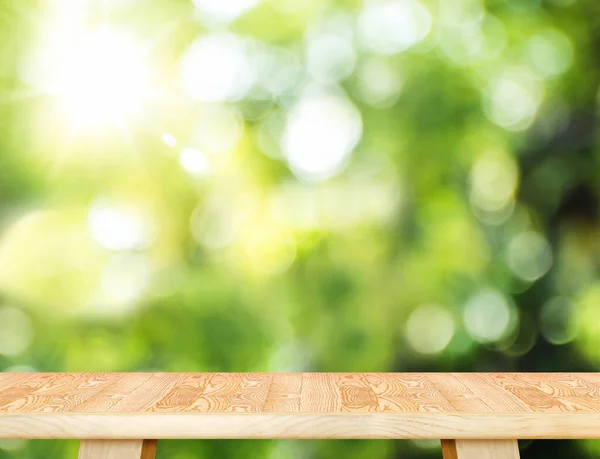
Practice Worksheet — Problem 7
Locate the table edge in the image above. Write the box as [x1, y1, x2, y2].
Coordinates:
[1, 412, 600, 439]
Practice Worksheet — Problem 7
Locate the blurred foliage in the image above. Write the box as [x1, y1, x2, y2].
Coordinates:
[1, 0, 600, 458]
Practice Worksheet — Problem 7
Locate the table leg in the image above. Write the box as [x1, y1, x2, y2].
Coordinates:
[78, 440, 157, 459]
[441, 439, 520, 459]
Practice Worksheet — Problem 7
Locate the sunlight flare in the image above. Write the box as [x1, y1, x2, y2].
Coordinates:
[54, 30, 149, 126]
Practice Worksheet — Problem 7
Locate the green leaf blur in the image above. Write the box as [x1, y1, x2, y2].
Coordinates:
[0, 0, 599, 458]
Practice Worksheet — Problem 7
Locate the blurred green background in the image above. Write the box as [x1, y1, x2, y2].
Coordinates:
[0, 0, 599, 457]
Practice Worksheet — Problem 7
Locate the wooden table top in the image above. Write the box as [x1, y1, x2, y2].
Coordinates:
[1, 372, 600, 439]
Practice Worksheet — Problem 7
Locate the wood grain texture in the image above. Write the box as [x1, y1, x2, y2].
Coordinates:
[107, 374, 190, 413]
[3, 412, 600, 439]
[75, 374, 155, 413]
[488, 373, 600, 412]
[227, 373, 272, 412]
[337, 374, 378, 412]
[152, 374, 212, 413]
[0, 373, 120, 413]
[186, 373, 242, 413]
[441, 439, 460, 459]
[453, 373, 532, 413]
[300, 373, 341, 412]
[442, 439, 520, 459]
[264, 373, 302, 412]
[1, 373, 600, 439]
[426, 374, 493, 413]
[78, 440, 156, 459]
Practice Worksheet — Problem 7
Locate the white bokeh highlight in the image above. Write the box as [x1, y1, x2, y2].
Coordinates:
[470, 152, 518, 212]
[88, 200, 151, 251]
[358, 0, 432, 55]
[99, 254, 149, 312]
[483, 68, 542, 131]
[162, 132, 177, 147]
[22, 29, 149, 125]
[464, 289, 513, 343]
[506, 231, 553, 282]
[306, 13, 356, 83]
[191, 0, 262, 24]
[179, 147, 212, 177]
[527, 29, 573, 79]
[282, 87, 362, 181]
[405, 304, 455, 354]
[356, 57, 403, 107]
[180, 33, 256, 103]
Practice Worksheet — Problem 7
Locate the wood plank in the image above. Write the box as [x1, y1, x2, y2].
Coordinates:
[0, 373, 600, 439]
[227, 373, 272, 412]
[300, 373, 341, 412]
[75, 374, 155, 413]
[1, 412, 600, 439]
[425, 374, 493, 412]
[0, 373, 27, 386]
[152, 373, 212, 412]
[563, 373, 600, 410]
[396, 373, 455, 412]
[578, 373, 600, 386]
[0, 374, 33, 410]
[263, 373, 302, 412]
[107, 374, 188, 413]
[0, 373, 64, 398]
[78, 440, 156, 459]
[19, 373, 121, 413]
[442, 439, 520, 459]
[364, 373, 419, 412]
[489, 373, 600, 412]
[5, 373, 600, 413]
[336, 373, 378, 413]
[0, 373, 109, 412]
[455, 374, 533, 412]
[365, 373, 453, 412]
[186, 373, 243, 412]
[3, 373, 600, 415]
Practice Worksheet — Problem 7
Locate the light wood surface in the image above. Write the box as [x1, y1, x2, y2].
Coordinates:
[0, 373, 599, 439]
[441, 439, 520, 459]
[78, 440, 156, 459]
